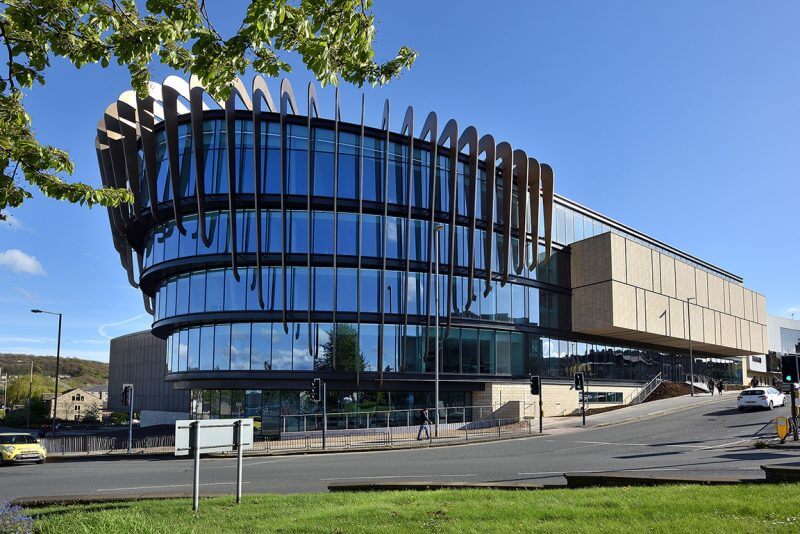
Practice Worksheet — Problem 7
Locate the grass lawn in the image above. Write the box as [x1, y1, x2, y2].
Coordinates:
[32, 485, 800, 533]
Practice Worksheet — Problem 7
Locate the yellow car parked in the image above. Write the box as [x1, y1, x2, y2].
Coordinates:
[0, 433, 47, 465]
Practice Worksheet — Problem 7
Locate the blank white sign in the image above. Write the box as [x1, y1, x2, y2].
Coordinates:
[175, 419, 254, 456]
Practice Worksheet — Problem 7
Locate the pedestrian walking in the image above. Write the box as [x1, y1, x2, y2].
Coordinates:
[416, 408, 431, 440]
[750, 377, 758, 388]
[708, 378, 715, 395]
[717, 379, 724, 395]
[772, 376, 779, 388]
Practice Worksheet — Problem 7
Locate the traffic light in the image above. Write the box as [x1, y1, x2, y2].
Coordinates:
[574, 372, 585, 391]
[121, 384, 133, 407]
[310, 378, 321, 402]
[530, 375, 541, 396]
[782, 355, 799, 383]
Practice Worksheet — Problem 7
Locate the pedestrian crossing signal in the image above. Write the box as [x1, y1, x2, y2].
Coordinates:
[574, 372, 585, 391]
[530, 375, 541, 396]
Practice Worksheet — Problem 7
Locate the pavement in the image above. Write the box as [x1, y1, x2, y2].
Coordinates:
[2, 391, 797, 501]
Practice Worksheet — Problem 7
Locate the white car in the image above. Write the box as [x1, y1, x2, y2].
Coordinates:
[737, 387, 786, 410]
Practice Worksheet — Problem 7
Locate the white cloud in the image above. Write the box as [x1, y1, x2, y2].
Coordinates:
[0, 249, 46, 275]
[15, 287, 36, 302]
[98, 313, 148, 339]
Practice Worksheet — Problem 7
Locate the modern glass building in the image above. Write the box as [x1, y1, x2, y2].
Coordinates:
[98, 76, 766, 428]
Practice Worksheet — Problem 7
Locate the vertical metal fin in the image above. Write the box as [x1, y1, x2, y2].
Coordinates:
[378, 99, 391, 386]
[512, 149, 528, 275]
[438, 119, 458, 334]
[458, 127, 478, 313]
[307, 82, 320, 357]
[135, 90, 163, 222]
[400, 105, 414, 372]
[541, 163, 555, 260]
[116, 92, 144, 222]
[252, 76, 277, 312]
[160, 81, 186, 234]
[419, 111, 438, 364]
[189, 76, 213, 249]
[280, 78, 298, 333]
[478, 135, 496, 297]
[496, 142, 513, 285]
[527, 158, 541, 271]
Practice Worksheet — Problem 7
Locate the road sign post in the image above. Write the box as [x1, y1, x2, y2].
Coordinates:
[176, 419, 253, 512]
[322, 381, 327, 450]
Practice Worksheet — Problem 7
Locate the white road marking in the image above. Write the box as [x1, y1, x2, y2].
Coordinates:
[97, 482, 252, 492]
[320, 474, 477, 481]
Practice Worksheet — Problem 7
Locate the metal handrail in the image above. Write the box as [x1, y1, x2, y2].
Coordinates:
[625, 372, 663, 406]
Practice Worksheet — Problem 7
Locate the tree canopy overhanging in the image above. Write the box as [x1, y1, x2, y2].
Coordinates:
[0, 0, 416, 220]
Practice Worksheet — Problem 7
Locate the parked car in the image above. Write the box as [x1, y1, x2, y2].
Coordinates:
[737, 388, 786, 411]
[0, 433, 47, 465]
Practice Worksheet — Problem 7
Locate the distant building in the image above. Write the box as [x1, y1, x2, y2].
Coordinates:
[108, 330, 189, 416]
[45, 388, 104, 422]
[84, 384, 109, 409]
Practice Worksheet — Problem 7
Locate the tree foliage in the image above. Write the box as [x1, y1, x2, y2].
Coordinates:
[0, 0, 416, 219]
[316, 324, 366, 372]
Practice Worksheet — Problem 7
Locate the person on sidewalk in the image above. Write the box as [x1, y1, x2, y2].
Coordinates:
[717, 379, 724, 395]
[416, 408, 431, 440]
[707, 378, 716, 395]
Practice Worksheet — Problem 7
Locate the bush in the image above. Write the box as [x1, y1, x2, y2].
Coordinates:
[0, 500, 33, 534]
[108, 412, 129, 425]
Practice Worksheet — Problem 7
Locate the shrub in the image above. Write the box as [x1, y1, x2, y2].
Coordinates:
[0, 500, 33, 534]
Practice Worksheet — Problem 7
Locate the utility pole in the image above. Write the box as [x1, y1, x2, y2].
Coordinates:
[26, 360, 33, 430]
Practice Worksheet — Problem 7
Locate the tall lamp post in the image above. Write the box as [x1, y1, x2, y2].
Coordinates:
[686, 297, 696, 397]
[433, 223, 444, 437]
[31, 309, 62, 435]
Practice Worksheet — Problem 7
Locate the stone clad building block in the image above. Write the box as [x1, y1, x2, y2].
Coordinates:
[660, 255, 677, 298]
[702, 308, 716, 345]
[612, 282, 637, 330]
[645, 291, 669, 336]
[695, 270, 709, 308]
[674, 261, 695, 302]
[651, 250, 662, 294]
[708, 275, 724, 313]
[570, 231, 766, 357]
[625, 240, 653, 291]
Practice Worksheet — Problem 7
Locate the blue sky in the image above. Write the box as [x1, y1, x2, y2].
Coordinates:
[1, 1, 798, 362]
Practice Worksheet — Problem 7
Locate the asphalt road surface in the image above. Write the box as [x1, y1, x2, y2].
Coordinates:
[2, 395, 796, 500]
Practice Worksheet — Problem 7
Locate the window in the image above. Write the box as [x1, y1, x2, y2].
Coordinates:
[585, 392, 623, 403]
[213, 324, 231, 370]
[338, 131, 359, 199]
[189, 271, 206, 313]
[337, 213, 358, 256]
[230, 323, 251, 370]
[199, 326, 214, 370]
[360, 324, 379, 372]
[251, 323, 271, 371]
[360, 269, 380, 313]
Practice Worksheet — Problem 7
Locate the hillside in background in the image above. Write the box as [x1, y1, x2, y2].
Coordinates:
[0, 354, 108, 389]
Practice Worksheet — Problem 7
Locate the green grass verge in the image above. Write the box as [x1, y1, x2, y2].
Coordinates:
[32, 485, 800, 533]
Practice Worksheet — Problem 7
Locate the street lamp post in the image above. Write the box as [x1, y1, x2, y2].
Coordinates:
[32, 309, 62, 435]
[686, 297, 696, 397]
[434, 224, 444, 438]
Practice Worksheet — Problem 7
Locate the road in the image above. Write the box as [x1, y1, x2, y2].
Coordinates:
[1, 394, 796, 499]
